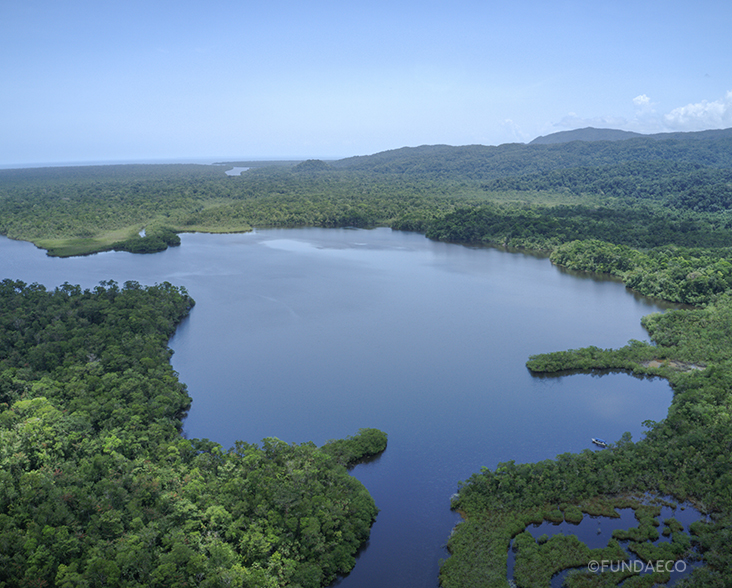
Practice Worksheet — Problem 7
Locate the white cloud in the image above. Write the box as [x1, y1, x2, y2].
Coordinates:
[664, 90, 732, 130]
[501, 119, 528, 143]
[542, 91, 732, 140]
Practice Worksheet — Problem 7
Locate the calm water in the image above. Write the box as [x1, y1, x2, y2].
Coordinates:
[0, 228, 677, 587]
[224, 166, 250, 176]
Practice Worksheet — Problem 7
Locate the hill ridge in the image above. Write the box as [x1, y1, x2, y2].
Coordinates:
[331, 127, 732, 179]
[531, 126, 732, 145]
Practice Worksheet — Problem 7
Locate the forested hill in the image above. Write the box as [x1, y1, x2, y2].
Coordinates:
[331, 127, 732, 179]
[529, 127, 644, 144]
[531, 126, 732, 145]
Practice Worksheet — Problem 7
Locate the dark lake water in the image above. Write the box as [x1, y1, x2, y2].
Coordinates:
[0, 228, 679, 587]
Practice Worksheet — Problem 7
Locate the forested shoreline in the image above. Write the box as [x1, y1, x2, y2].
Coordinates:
[2, 128, 732, 586]
[0, 280, 387, 586]
[443, 292, 732, 587]
[3, 128, 732, 259]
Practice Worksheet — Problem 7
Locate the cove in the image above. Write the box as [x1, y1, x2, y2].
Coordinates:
[0, 228, 677, 587]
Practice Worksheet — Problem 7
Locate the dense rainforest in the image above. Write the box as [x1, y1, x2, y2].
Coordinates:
[2, 127, 732, 586]
[0, 280, 387, 587]
[2, 127, 732, 259]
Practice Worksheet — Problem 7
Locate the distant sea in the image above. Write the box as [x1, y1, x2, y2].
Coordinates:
[0, 157, 304, 170]
[0, 158, 233, 170]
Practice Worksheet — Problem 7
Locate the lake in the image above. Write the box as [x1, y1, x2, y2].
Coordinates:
[0, 228, 678, 586]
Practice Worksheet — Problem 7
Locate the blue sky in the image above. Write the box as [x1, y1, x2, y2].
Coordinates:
[2, 0, 731, 166]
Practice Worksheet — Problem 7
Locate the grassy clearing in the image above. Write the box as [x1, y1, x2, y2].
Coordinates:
[34, 226, 143, 257]
[33, 219, 254, 257]
[178, 223, 253, 234]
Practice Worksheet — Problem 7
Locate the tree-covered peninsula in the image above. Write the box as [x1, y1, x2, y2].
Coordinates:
[0, 280, 386, 587]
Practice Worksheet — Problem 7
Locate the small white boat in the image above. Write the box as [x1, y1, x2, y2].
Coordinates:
[592, 438, 608, 448]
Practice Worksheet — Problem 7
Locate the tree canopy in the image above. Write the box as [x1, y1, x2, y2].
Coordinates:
[0, 280, 386, 587]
